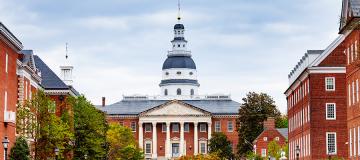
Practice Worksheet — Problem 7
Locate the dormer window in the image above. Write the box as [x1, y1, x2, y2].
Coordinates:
[177, 71, 181, 75]
[189, 72, 193, 75]
[165, 72, 169, 76]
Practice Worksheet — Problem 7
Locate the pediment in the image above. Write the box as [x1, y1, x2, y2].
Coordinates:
[140, 100, 211, 116]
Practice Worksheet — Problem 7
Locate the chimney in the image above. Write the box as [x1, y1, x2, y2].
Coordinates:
[102, 97, 106, 107]
[264, 117, 275, 129]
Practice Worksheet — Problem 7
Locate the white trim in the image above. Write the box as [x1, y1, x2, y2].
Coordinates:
[215, 121, 221, 132]
[311, 35, 346, 66]
[172, 123, 179, 132]
[199, 123, 206, 132]
[199, 141, 207, 154]
[144, 140, 152, 154]
[0, 23, 23, 50]
[227, 121, 234, 132]
[131, 121, 137, 132]
[5, 52, 8, 73]
[325, 77, 335, 91]
[145, 123, 152, 132]
[325, 103, 336, 120]
[326, 132, 337, 155]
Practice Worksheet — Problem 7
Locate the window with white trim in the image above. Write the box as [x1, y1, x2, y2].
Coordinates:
[145, 141, 152, 154]
[5, 53, 8, 73]
[353, 81, 356, 105]
[200, 124, 206, 132]
[261, 149, 267, 157]
[350, 129, 353, 157]
[325, 77, 335, 91]
[326, 103, 336, 120]
[4, 91, 7, 112]
[357, 79, 359, 102]
[172, 123, 179, 132]
[184, 123, 189, 132]
[227, 121, 233, 132]
[349, 84, 352, 106]
[275, 137, 279, 141]
[131, 122, 136, 132]
[200, 142, 207, 154]
[145, 123, 151, 132]
[215, 121, 221, 132]
[263, 137, 268, 142]
[326, 132, 337, 155]
[347, 49, 350, 64]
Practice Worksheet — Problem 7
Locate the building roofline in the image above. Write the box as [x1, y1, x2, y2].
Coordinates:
[0, 22, 23, 50]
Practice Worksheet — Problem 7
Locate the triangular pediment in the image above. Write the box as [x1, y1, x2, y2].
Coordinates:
[140, 100, 211, 116]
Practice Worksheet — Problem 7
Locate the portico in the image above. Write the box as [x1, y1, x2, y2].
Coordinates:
[138, 100, 212, 159]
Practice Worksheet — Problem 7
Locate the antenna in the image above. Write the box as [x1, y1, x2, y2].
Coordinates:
[65, 42, 68, 59]
[177, 0, 181, 21]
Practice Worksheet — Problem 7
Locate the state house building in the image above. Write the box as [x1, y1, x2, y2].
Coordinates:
[98, 16, 240, 159]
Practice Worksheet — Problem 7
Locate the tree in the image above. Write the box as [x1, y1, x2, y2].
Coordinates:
[237, 92, 281, 157]
[275, 115, 288, 128]
[68, 96, 108, 160]
[16, 91, 74, 159]
[9, 137, 30, 160]
[106, 124, 143, 160]
[267, 140, 281, 160]
[208, 132, 234, 159]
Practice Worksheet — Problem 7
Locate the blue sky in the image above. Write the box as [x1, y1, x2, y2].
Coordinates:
[0, 0, 341, 113]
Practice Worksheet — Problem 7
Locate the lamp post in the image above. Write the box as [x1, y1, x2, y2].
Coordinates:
[54, 147, 59, 160]
[2, 136, 9, 160]
[84, 154, 88, 159]
[295, 145, 300, 160]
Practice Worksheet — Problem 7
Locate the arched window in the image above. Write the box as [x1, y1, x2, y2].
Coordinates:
[177, 88, 182, 95]
[191, 89, 194, 96]
[164, 89, 168, 96]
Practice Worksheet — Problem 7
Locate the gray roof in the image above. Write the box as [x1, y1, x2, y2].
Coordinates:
[174, 24, 184, 29]
[99, 99, 240, 115]
[276, 128, 288, 139]
[33, 55, 69, 90]
[162, 56, 196, 70]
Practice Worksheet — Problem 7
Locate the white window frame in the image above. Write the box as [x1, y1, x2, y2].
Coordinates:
[4, 91, 7, 112]
[325, 77, 335, 91]
[172, 123, 179, 132]
[357, 79, 359, 102]
[200, 142, 207, 154]
[349, 84, 352, 106]
[261, 148, 267, 157]
[353, 81, 356, 105]
[325, 103, 336, 120]
[350, 129, 353, 157]
[275, 137, 279, 141]
[227, 121, 234, 132]
[131, 121, 136, 132]
[5, 53, 8, 73]
[215, 121, 221, 132]
[145, 141, 152, 154]
[184, 123, 189, 132]
[326, 132, 337, 155]
[199, 124, 206, 132]
[145, 123, 151, 132]
[263, 137, 268, 142]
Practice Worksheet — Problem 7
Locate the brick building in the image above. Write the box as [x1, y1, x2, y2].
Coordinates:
[285, 47, 347, 159]
[99, 16, 240, 159]
[339, 0, 360, 159]
[253, 117, 288, 158]
[0, 22, 23, 159]
[1, 22, 80, 159]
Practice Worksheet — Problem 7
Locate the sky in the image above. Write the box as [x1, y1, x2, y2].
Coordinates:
[0, 0, 342, 113]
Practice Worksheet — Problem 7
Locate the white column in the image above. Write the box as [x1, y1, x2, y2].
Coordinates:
[207, 122, 212, 141]
[180, 122, 185, 156]
[138, 122, 143, 149]
[165, 122, 171, 158]
[152, 122, 157, 158]
[194, 122, 198, 155]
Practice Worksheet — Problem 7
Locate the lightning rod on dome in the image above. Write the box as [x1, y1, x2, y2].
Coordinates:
[177, 0, 181, 21]
[65, 42, 69, 59]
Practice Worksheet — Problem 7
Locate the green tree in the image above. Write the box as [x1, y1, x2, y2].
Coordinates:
[237, 92, 281, 157]
[267, 140, 281, 160]
[208, 132, 234, 159]
[245, 151, 263, 160]
[68, 96, 108, 160]
[275, 115, 288, 128]
[107, 124, 143, 160]
[9, 137, 30, 160]
[16, 91, 74, 160]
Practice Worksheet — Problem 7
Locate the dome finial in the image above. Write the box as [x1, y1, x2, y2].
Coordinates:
[177, 0, 181, 21]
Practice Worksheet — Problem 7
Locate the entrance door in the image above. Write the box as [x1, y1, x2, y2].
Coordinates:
[172, 143, 180, 157]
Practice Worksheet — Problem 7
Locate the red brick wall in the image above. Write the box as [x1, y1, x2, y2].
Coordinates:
[0, 37, 20, 159]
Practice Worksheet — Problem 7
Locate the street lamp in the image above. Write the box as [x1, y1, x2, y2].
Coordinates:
[2, 136, 9, 160]
[295, 145, 300, 160]
[54, 147, 59, 160]
[84, 154, 88, 159]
